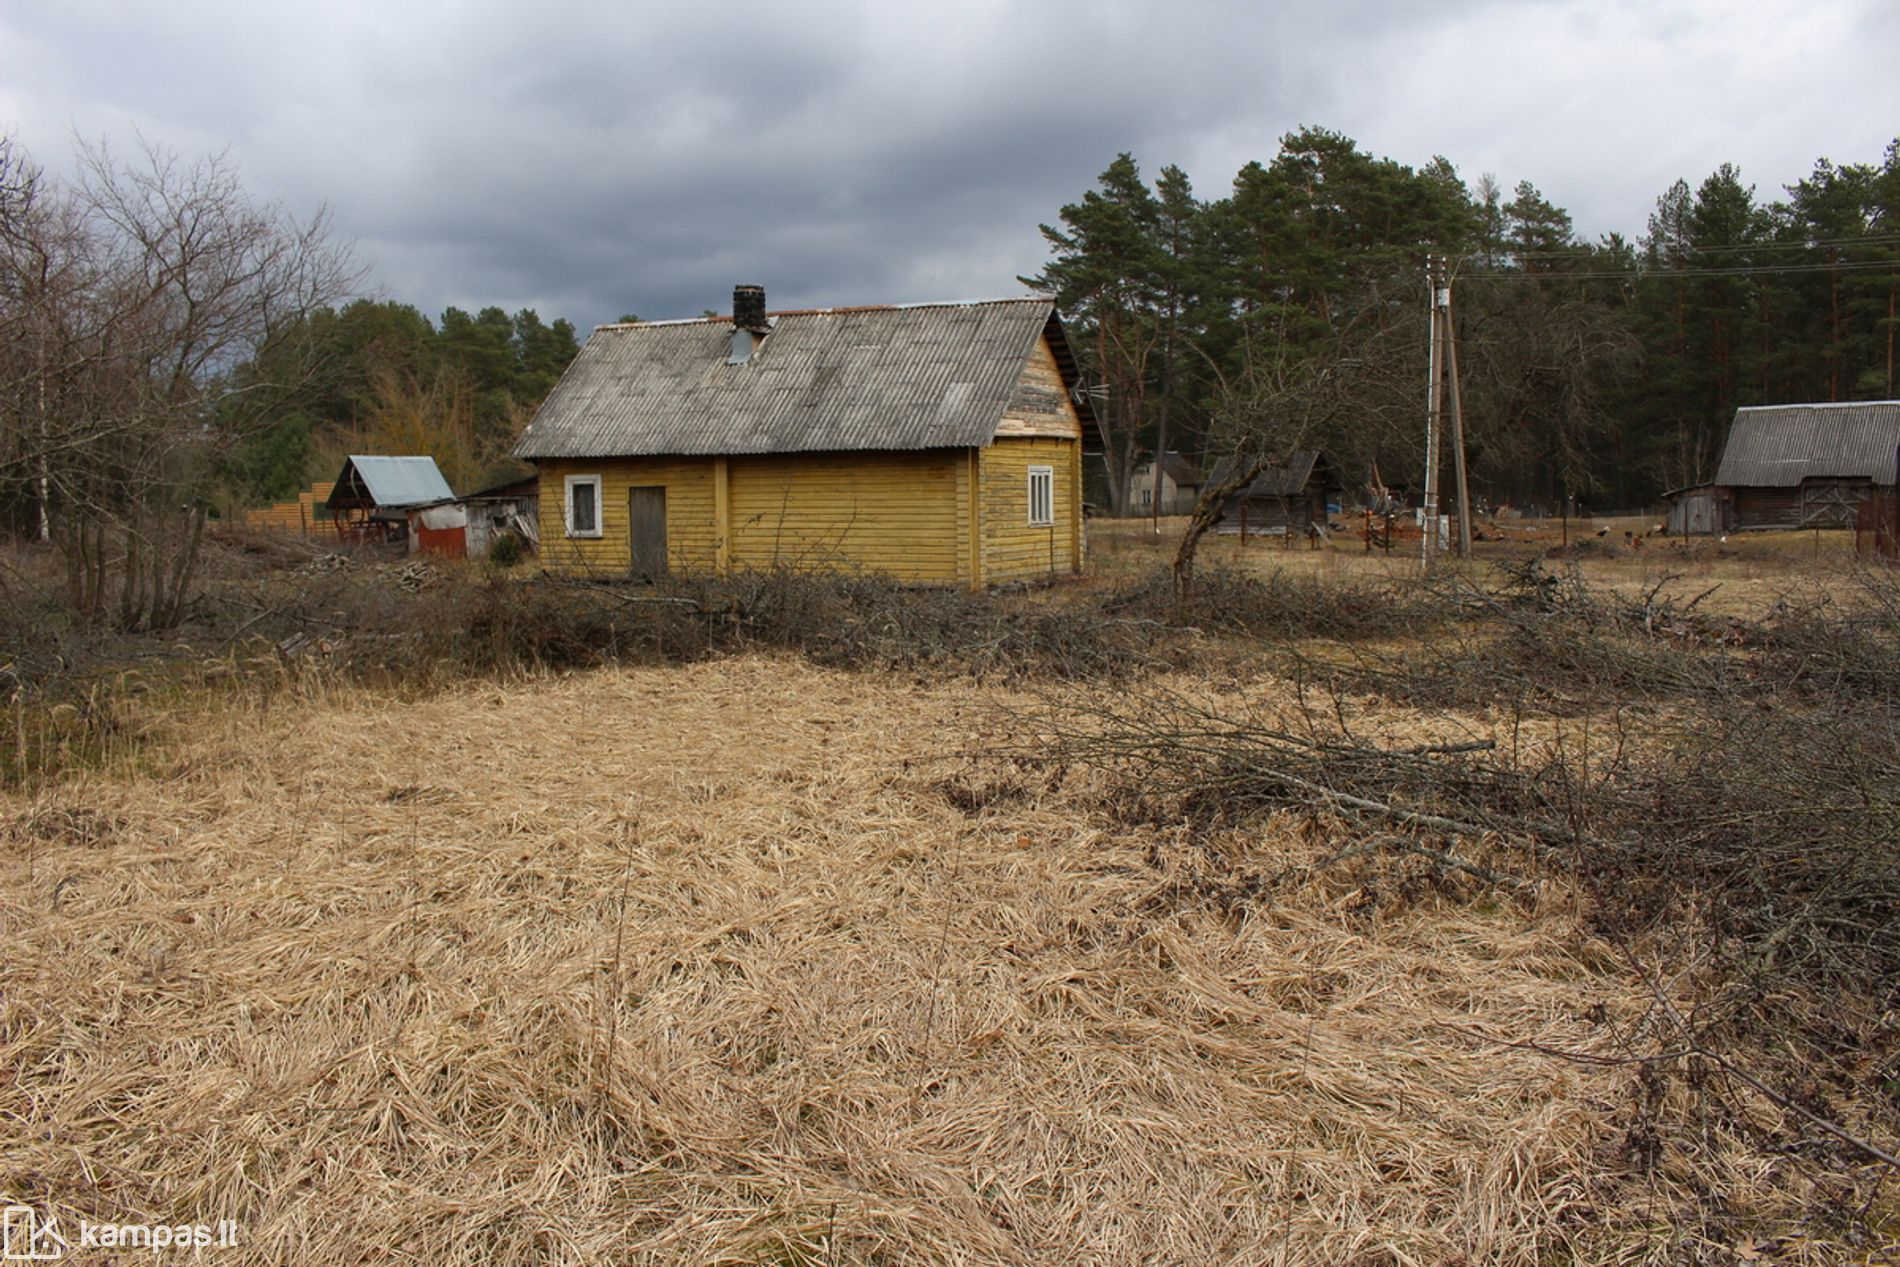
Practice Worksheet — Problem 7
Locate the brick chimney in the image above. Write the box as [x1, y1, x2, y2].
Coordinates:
[729, 284, 769, 364]
[732, 284, 768, 333]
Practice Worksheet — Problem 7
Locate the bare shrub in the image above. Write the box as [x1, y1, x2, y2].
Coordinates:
[210, 566, 1175, 688]
[1313, 559, 1755, 713]
[1109, 562, 1440, 642]
[0, 137, 357, 631]
[1754, 568, 1900, 706]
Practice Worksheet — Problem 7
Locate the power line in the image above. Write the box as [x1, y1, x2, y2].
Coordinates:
[1502, 231, 1900, 261]
[1462, 257, 1900, 283]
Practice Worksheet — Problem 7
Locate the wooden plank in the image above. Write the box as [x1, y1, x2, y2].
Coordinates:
[997, 336, 1084, 440]
[534, 458, 717, 576]
[534, 443, 1080, 586]
[727, 450, 962, 582]
[978, 436, 1080, 581]
[713, 456, 731, 573]
[967, 447, 983, 589]
[1070, 439, 1084, 568]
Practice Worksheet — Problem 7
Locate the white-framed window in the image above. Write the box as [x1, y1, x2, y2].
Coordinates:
[1027, 465, 1055, 527]
[564, 474, 603, 538]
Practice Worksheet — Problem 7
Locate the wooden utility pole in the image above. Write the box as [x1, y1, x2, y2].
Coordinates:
[1421, 256, 1446, 569]
[1149, 435, 1166, 534]
[1444, 271, 1473, 557]
[37, 347, 51, 547]
[1887, 284, 1895, 398]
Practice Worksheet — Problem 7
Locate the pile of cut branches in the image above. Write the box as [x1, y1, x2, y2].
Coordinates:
[1020, 563, 1900, 1248]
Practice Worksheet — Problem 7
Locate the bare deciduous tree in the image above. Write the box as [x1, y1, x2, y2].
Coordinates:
[0, 134, 357, 628]
[1171, 317, 1410, 603]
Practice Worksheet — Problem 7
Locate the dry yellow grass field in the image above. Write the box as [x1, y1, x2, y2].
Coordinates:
[0, 655, 1684, 1265]
[1088, 513, 1870, 614]
[6, 519, 1895, 1265]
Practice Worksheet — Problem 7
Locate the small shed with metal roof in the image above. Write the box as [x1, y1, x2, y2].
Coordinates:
[1702, 401, 1900, 530]
[325, 455, 456, 544]
[513, 285, 1100, 586]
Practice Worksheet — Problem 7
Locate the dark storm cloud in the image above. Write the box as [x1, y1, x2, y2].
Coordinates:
[3, 1, 1893, 333]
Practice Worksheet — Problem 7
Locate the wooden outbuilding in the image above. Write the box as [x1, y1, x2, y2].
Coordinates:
[513, 286, 1100, 586]
[1662, 483, 1731, 536]
[457, 475, 541, 559]
[1205, 452, 1342, 536]
[398, 474, 541, 560]
[1709, 401, 1900, 530]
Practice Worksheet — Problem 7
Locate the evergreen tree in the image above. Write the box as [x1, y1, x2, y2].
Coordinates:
[1023, 133, 1900, 517]
[1790, 158, 1881, 400]
[1503, 180, 1575, 267]
[1023, 153, 1168, 514]
[218, 298, 582, 503]
[1871, 141, 1900, 397]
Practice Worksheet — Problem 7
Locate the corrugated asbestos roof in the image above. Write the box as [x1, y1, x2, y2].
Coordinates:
[513, 299, 1092, 459]
[1714, 402, 1900, 487]
[1205, 451, 1330, 498]
[327, 455, 455, 509]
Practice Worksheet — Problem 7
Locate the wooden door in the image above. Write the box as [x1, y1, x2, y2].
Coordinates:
[1800, 478, 1866, 528]
[628, 486, 668, 580]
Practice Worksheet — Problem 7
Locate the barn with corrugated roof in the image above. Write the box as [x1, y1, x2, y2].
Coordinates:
[1687, 401, 1900, 532]
[512, 286, 1100, 586]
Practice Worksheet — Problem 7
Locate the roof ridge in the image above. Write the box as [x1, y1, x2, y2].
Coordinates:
[1738, 400, 1900, 411]
[592, 296, 1049, 332]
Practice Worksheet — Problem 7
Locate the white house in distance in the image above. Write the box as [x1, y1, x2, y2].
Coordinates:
[1126, 452, 1204, 515]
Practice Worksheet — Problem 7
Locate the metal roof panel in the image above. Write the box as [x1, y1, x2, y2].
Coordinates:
[1206, 451, 1328, 498]
[1714, 402, 1900, 487]
[333, 455, 455, 507]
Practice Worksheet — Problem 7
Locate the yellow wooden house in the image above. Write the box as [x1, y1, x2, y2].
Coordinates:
[513, 286, 1099, 587]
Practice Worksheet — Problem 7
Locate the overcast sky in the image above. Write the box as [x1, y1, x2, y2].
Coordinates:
[4, 0, 1894, 332]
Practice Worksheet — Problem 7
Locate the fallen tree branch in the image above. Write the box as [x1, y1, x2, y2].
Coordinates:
[1294, 835, 1528, 890]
